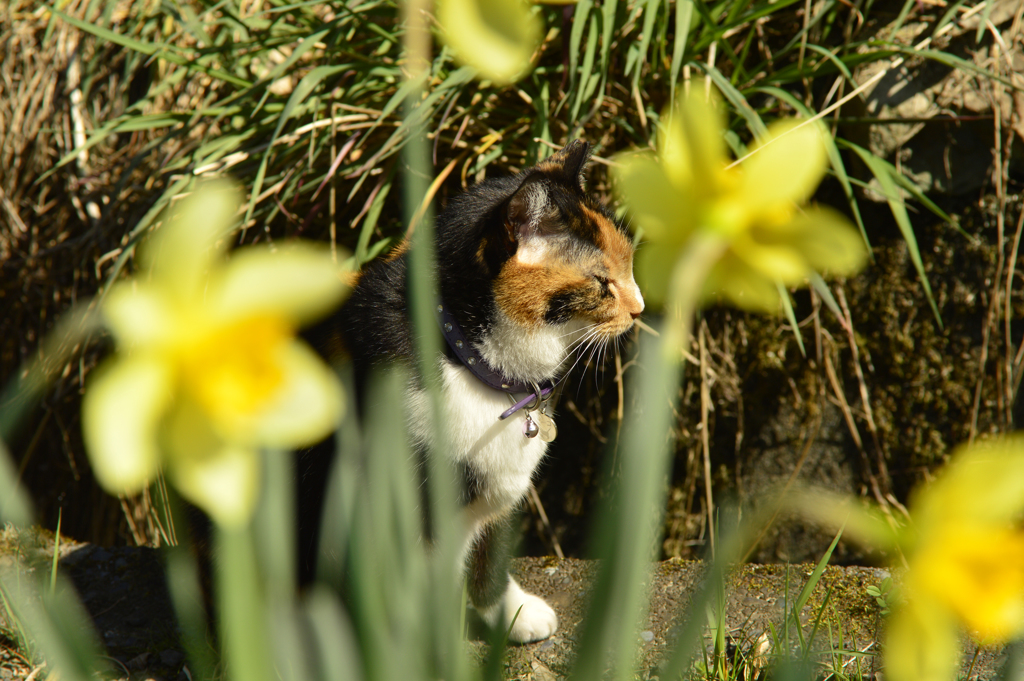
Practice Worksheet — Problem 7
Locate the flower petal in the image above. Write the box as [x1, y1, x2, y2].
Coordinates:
[245, 341, 345, 448]
[613, 151, 693, 244]
[731, 234, 807, 285]
[634, 242, 680, 308]
[739, 119, 828, 215]
[81, 354, 170, 494]
[209, 242, 350, 326]
[667, 92, 729, 195]
[438, 0, 541, 85]
[913, 524, 1024, 642]
[885, 600, 960, 681]
[789, 207, 869, 277]
[141, 179, 243, 301]
[913, 434, 1024, 527]
[164, 398, 260, 528]
[103, 281, 175, 348]
[702, 252, 780, 312]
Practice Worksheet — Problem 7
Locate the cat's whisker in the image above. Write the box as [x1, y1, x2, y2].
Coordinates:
[594, 339, 610, 389]
[561, 337, 597, 383]
[560, 331, 603, 390]
[563, 322, 601, 347]
[566, 328, 604, 357]
[558, 322, 598, 340]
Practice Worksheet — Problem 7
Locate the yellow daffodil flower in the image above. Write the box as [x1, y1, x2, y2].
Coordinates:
[614, 92, 867, 312]
[436, 0, 542, 85]
[886, 436, 1024, 681]
[82, 180, 348, 527]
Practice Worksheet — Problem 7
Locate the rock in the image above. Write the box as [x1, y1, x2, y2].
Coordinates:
[845, 0, 1024, 197]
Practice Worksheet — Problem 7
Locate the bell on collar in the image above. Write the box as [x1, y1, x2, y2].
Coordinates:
[523, 414, 540, 438]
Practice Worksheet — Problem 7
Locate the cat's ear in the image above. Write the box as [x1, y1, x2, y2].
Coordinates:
[505, 175, 558, 242]
[540, 139, 591, 191]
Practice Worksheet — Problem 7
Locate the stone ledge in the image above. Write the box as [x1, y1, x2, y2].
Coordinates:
[0, 535, 1010, 680]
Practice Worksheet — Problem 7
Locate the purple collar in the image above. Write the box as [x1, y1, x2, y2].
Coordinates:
[435, 302, 554, 419]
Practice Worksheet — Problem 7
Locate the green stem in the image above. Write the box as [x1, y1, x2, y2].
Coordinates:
[660, 231, 729, 367]
[216, 523, 272, 681]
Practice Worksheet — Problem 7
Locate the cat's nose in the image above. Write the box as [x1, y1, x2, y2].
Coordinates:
[627, 284, 645, 319]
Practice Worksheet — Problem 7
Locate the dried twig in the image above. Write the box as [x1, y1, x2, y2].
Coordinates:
[527, 484, 564, 560]
[699, 321, 715, 559]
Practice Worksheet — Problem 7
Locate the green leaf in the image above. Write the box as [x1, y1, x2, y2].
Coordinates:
[669, 0, 694, 103]
[631, 0, 660, 89]
[899, 46, 1022, 91]
[808, 272, 843, 322]
[247, 64, 351, 228]
[792, 525, 844, 618]
[571, 12, 601, 124]
[777, 282, 806, 358]
[568, 0, 594, 92]
[842, 140, 942, 327]
[0, 439, 32, 527]
[51, 8, 252, 88]
[695, 61, 768, 141]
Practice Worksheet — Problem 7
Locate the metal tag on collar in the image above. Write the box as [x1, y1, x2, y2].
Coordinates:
[536, 409, 557, 442]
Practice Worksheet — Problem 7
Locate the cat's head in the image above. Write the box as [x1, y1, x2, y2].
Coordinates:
[486, 141, 644, 343]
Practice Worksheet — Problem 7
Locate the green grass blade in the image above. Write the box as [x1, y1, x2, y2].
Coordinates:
[216, 524, 273, 681]
[902, 47, 1022, 91]
[569, 0, 594, 92]
[808, 272, 843, 322]
[246, 64, 351, 228]
[49, 510, 61, 595]
[888, 168, 967, 239]
[165, 546, 218, 681]
[0, 571, 102, 681]
[571, 13, 600, 124]
[889, 0, 917, 38]
[599, 0, 618, 82]
[355, 175, 394, 265]
[778, 282, 806, 358]
[792, 525, 843, 617]
[934, 0, 969, 36]
[304, 588, 366, 681]
[842, 140, 942, 327]
[975, 0, 995, 44]
[0, 439, 32, 527]
[802, 43, 854, 82]
[695, 61, 768, 140]
[568, 329, 678, 681]
[802, 584, 835, 659]
[632, 0, 660, 89]
[51, 8, 252, 88]
[669, 0, 694, 103]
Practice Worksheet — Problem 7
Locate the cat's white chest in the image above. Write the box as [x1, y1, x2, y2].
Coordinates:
[407, 361, 549, 518]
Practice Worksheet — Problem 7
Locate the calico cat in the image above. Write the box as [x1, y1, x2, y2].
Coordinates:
[306, 140, 643, 643]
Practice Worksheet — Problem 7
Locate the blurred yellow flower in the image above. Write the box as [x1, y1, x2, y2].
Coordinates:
[614, 92, 867, 312]
[886, 436, 1024, 681]
[436, 0, 541, 85]
[82, 180, 347, 527]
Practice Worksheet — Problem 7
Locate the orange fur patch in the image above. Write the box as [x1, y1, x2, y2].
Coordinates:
[494, 260, 587, 328]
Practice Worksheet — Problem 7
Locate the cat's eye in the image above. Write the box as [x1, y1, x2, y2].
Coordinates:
[594, 275, 611, 296]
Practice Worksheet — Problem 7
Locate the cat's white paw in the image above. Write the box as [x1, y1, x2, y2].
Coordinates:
[481, 578, 557, 643]
[506, 589, 558, 643]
